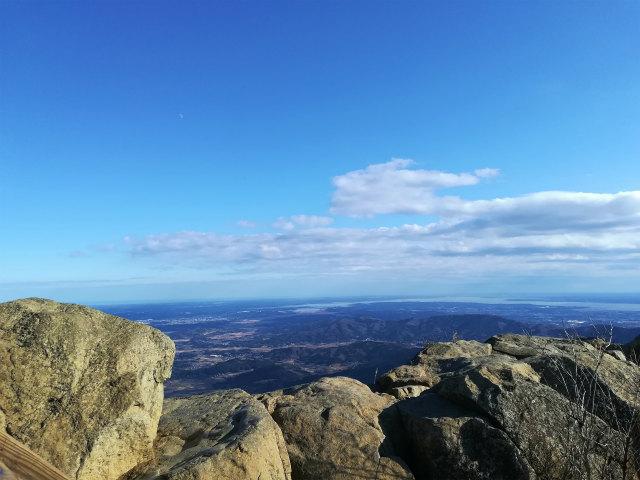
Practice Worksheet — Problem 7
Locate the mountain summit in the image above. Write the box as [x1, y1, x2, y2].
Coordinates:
[1, 299, 638, 480]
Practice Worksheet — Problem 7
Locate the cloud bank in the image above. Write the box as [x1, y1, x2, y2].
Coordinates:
[124, 160, 640, 284]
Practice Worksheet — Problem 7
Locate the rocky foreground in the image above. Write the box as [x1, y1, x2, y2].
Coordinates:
[1, 299, 639, 480]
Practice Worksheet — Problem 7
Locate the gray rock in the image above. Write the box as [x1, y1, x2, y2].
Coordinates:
[489, 335, 640, 428]
[435, 354, 628, 480]
[526, 353, 640, 435]
[377, 364, 440, 392]
[396, 392, 535, 479]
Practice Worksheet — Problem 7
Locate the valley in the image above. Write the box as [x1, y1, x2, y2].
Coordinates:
[101, 297, 640, 396]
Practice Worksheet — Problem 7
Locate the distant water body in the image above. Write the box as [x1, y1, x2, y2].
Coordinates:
[98, 294, 640, 317]
[291, 296, 640, 312]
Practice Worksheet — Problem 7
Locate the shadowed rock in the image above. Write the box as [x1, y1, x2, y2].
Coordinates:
[625, 335, 640, 363]
[394, 392, 535, 480]
[490, 334, 640, 428]
[435, 353, 628, 479]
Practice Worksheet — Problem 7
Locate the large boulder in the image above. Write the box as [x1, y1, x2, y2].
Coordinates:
[395, 392, 535, 479]
[0, 298, 175, 480]
[261, 377, 414, 480]
[374, 334, 640, 479]
[137, 389, 291, 480]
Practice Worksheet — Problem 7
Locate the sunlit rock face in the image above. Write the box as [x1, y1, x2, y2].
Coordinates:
[259, 376, 414, 480]
[0, 298, 175, 480]
[136, 389, 292, 480]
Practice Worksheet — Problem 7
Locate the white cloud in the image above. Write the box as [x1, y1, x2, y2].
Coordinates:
[126, 221, 640, 279]
[474, 167, 501, 178]
[331, 159, 499, 216]
[122, 160, 640, 285]
[290, 215, 334, 227]
[440, 191, 640, 233]
[273, 214, 334, 230]
[272, 218, 296, 231]
[331, 160, 640, 234]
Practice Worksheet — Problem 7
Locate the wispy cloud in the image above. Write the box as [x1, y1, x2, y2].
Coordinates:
[273, 214, 334, 231]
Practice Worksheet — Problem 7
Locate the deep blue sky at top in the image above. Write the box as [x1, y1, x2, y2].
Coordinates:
[1, 1, 639, 302]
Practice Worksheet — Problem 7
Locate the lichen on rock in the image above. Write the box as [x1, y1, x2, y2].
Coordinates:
[0, 298, 175, 480]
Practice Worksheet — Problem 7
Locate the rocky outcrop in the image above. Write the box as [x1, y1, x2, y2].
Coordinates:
[2, 298, 639, 480]
[377, 340, 492, 398]
[490, 334, 640, 425]
[435, 354, 626, 479]
[0, 298, 175, 480]
[376, 335, 639, 480]
[136, 389, 291, 480]
[259, 377, 414, 480]
[416, 340, 492, 361]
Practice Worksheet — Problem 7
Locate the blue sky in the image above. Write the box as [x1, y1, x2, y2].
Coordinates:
[1, 1, 639, 303]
